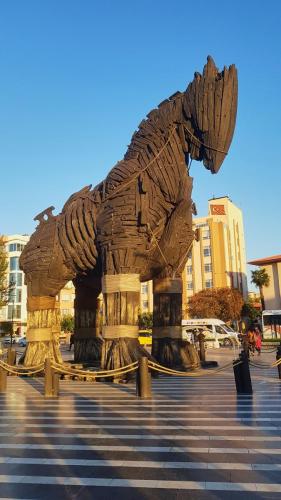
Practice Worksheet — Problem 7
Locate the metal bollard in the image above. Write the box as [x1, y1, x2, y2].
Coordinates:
[198, 333, 206, 363]
[276, 344, 281, 380]
[136, 357, 152, 399]
[7, 348, 16, 366]
[233, 350, 253, 394]
[0, 368, 7, 393]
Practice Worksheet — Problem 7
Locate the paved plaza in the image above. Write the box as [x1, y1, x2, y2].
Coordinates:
[0, 349, 281, 499]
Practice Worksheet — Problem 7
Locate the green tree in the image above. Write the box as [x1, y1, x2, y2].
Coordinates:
[0, 236, 10, 308]
[188, 287, 244, 323]
[251, 268, 270, 311]
[241, 298, 260, 323]
[138, 312, 153, 330]
[61, 315, 74, 333]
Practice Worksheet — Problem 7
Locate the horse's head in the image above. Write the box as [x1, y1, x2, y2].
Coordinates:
[20, 207, 74, 296]
[183, 56, 238, 173]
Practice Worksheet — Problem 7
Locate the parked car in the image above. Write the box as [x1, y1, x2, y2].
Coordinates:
[18, 337, 27, 347]
[182, 318, 240, 346]
[138, 330, 152, 347]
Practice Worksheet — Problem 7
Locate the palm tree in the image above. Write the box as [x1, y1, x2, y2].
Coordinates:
[251, 268, 270, 311]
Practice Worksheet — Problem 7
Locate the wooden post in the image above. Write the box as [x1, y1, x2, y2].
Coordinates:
[44, 358, 54, 398]
[276, 344, 281, 380]
[0, 368, 7, 393]
[73, 279, 103, 364]
[24, 296, 62, 366]
[136, 357, 152, 398]
[7, 348, 16, 366]
[152, 277, 199, 370]
[52, 372, 60, 397]
[101, 274, 143, 370]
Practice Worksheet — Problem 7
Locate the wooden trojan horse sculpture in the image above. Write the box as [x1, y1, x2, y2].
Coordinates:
[20, 56, 238, 369]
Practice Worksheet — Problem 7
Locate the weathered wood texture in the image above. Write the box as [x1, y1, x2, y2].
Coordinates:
[73, 279, 103, 363]
[101, 338, 149, 371]
[152, 278, 199, 370]
[24, 301, 62, 366]
[20, 57, 238, 368]
[152, 338, 200, 370]
[101, 276, 147, 370]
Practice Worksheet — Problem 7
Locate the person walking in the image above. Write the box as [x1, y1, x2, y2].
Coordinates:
[247, 326, 256, 357]
[255, 328, 262, 355]
[69, 333, 74, 351]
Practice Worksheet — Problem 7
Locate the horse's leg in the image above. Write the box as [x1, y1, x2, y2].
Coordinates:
[73, 279, 103, 364]
[24, 296, 62, 366]
[152, 277, 199, 370]
[101, 273, 146, 371]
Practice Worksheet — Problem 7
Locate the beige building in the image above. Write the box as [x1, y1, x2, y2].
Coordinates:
[248, 254, 281, 310]
[0, 234, 30, 335]
[58, 281, 75, 317]
[0, 234, 76, 336]
[140, 197, 248, 315]
[183, 197, 248, 312]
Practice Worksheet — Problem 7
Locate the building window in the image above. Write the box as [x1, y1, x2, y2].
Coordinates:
[187, 282, 193, 290]
[9, 273, 23, 286]
[16, 289, 22, 303]
[203, 247, 211, 257]
[61, 294, 71, 301]
[205, 279, 213, 289]
[8, 243, 24, 252]
[204, 263, 212, 273]
[61, 309, 72, 316]
[10, 257, 19, 271]
[203, 230, 210, 240]
[186, 265, 192, 274]
[7, 305, 21, 320]
[141, 284, 148, 294]
[142, 300, 149, 310]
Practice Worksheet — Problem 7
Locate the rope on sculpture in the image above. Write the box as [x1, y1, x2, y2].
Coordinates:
[147, 359, 241, 377]
[102, 128, 177, 203]
[102, 124, 229, 206]
[184, 126, 228, 155]
[146, 224, 169, 267]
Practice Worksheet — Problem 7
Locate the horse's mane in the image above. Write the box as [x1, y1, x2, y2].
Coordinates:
[100, 89, 187, 198]
[124, 90, 184, 161]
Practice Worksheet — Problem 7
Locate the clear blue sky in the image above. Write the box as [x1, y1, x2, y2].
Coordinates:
[0, 0, 280, 286]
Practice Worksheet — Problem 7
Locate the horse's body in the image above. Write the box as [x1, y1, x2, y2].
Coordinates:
[20, 57, 238, 368]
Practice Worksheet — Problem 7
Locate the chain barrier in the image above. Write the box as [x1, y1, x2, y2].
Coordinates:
[50, 361, 138, 379]
[0, 359, 44, 376]
[147, 359, 241, 377]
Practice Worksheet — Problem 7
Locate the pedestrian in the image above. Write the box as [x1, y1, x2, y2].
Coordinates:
[254, 328, 262, 355]
[69, 333, 74, 351]
[247, 326, 256, 356]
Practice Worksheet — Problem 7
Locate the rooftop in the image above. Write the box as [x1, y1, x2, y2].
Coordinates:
[248, 254, 281, 266]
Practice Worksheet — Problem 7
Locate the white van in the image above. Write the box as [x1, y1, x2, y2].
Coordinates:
[182, 318, 240, 346]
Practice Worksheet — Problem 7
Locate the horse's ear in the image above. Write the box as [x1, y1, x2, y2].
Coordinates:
[203, 56, 218, 79]
[184, 56, 238, 173]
